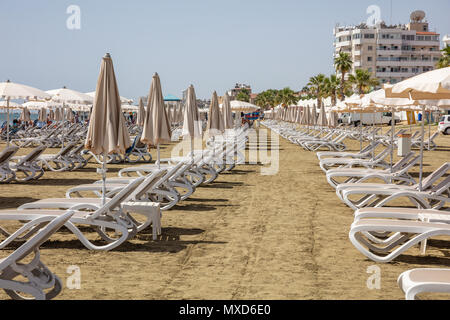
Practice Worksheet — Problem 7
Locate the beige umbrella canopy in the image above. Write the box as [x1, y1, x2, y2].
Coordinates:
[54, 107, 63, 121]
[182, 85, 202, 139]
[19, 107, 31, 122]
[316, 105, 328, 127]
[141, 72, 172, 146]
[222, 93, 233, 130]
[67, 107, 75, 122]
[48, 109, 55, 121]
[137, 97, 146, 127]
[310, 105, 317, 126]
[328, 110, 339, 128]
[85, 53, 131, 155]
[207, 91, 224, 136]
[38, 108, 47, 122]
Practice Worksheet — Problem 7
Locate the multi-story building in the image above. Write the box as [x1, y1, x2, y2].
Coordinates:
[227, 83, 252, 100]
[333, 10, 441, 85]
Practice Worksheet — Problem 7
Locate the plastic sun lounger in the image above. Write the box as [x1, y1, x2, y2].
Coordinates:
[9, 145, 47, 181]
[326, 152, 419, 189]
[349, 218, 450, 263]
[397, 268, 450, 300]
[0, 146, 19, 183]
[335, 162, 450, 204]
[0, 178, 145, 251]
[38, 142, 77, 172]
[67, 166, 180, 211]
[316, 141, 381, 161]
[0, 211, 74, 300]
[319, 145, 392, 173]
[338, 164, 450, 210]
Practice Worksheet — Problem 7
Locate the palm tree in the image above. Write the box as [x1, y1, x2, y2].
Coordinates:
[324, 75, 340, 105]
[436, 45, 450, 69]
[307, 74, 327, 107]
[277, 87, 299, 107]
[236, 88, 250, 102]
[334, 52, 353, 100]
[348, 69, 380, 94]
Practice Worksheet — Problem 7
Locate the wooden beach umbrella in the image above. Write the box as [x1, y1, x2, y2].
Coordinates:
[85, 53, 131, 204]
[0, 80, 51, 146]
[207, 91, 224, 137]
[317, 105, 328, 127]
[19, 106, 31, 122]
[222, 92, 233, 130]
[141, 72, 171, 168]
[137, 97, 146, 127]
[182, 85, 203, 158]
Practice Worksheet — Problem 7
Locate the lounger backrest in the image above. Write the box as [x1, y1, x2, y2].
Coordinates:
[91, 177, 145, 218]
[373, 145, 391, 161]
[430, 175, 450, 194]
[0, 146, 19, 164]
[428, 131, 439, 142]
[56, 142, 77, 158]
[395, 154, 420, 176]
[130, 169, 169, 200]
[391, 152, 415, 171]
[420, 162, 449, 190]
[0, 211, 74, 269]
[17, 145, 47, 165]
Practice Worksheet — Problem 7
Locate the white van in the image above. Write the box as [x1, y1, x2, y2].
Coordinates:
[438, 114, 450, 135]
[340, 112, 400, 126]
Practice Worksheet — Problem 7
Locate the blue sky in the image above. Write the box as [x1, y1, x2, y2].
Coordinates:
[1, 0, 449, 100]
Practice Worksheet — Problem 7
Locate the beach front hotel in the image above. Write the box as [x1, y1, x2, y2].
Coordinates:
[334, 10, 441, 85]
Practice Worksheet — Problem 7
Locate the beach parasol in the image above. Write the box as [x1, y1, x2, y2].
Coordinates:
[141, 73, 172, 168]
[85, 53, 131, 205]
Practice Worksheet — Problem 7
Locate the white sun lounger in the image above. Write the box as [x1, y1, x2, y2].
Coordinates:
[9, 145, 47, 181]
[0, 178, 145, 251]
[398, 268, 450, 300]
[0, 210, 74, 300]
[0, 146, 19, 183]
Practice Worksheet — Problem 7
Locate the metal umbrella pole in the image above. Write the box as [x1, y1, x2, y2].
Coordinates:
[6, 98, 10, 147]
[390, 106, 395, 173]
[418, 105, 426, 192]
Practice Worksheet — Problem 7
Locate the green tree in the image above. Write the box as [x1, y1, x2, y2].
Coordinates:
[277, 87, 299, 107]
[324, 74, 340, 105]
[436, 45, 450, 69]
[334, 52, 353, 100]
[348, 69, 379, 94]
[307, 74, 327, 107]
[236, 88, 250, 102]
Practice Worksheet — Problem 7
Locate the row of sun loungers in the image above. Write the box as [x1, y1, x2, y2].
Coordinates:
[0, 124, 250, 299]
[262, 119, 449, 300]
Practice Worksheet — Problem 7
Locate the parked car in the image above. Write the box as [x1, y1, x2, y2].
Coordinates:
[340, 112, 400, 126]
[438, 114, 450, 135]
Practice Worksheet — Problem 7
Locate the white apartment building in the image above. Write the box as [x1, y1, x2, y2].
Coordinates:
[333, 10, 441, 85]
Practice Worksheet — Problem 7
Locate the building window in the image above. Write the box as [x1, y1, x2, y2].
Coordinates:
[368, 46, 373, 51]
[364, 33, 375, 39]
[367, 56, 372, 62]
[368, 68, 372, 72]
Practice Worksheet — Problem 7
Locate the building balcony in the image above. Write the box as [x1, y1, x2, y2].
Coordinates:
[336, 41, 351, 48]
[376, 71, 417, 78]
[377, 38, 403, 45]
[376, 60, 437, 67]
[376, 49, 402, 55]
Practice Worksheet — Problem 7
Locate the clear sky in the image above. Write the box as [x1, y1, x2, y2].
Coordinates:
[1, 0, 449, 100]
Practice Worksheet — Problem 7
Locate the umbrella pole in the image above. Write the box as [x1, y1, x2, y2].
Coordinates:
[419, 106, 425, 192]
[359, 110, 362, 152]
[428, 112, 431, 151]
[101, 152, 107, 206]
[62, 102, 65, 148]
[390, 107, 395, 173]
[6, 98, 10, 147]
[372, 112, 375, 161]
[157, 144, 160, 169]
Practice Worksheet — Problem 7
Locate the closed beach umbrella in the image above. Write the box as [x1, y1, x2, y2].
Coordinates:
[85, 53, 131, 204]
[328, 111, 339, 128]
[222, 93, 233, 130]
[317, 105, 328, 127]
[137, 97, 146, 127]
[19, 107, 31, 122]
[207, 91, 224, 137]
[67, 107, 74, 122]
[182, 85, 202, 157]
[38, 108, 47, 122]
[304, 106, 311, 125]
[48, 109, 55, 121]
[54, 107, 63, 122]
[182, 85, 202, 139]
[141, 72, 171, 168]
[311, 105, 317, 126]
